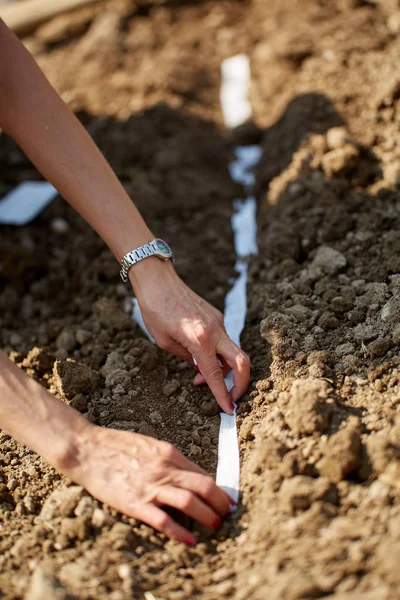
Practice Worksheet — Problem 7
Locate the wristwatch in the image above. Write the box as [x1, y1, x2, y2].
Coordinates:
[120, 238, 173, 282]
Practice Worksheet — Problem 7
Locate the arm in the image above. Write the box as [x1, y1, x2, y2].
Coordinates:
[0, 19, 250, 413]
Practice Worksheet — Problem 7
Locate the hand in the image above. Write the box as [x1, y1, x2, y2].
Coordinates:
[129, 259, 251, 415]
[69, 425, 233, 545]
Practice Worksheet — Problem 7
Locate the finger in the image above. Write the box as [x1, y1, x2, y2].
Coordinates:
[160, 338, 193, 363]
[216, 337, 251, 403]
[193, 372, 206, 386]
[169, 449, 209, 477]
[193, 356, 230, 387]
[196, 353, 233, 415]
[173, 471, 232, 517]
[156, 486, 221, 529]
[136, 504, 196, 546]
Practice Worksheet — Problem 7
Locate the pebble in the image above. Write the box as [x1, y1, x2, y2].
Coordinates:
[25, 566, 69, 600]
[40, 486, 84, 520]
[312, 246, 347, 276]
[75, 329, 92, 345]
[149, 411, 162, 424]
[92, 507, 115, 528]
[162, 380, 180, 397]
[55, 329, 77, 353]
[50, 218, 70, 234]
[7, 478, 18, 492]
[326, 126, 349, 150]
[117, 564, 133, 580]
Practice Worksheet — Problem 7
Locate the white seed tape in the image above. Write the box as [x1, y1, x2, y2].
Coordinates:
[216, 55, 261, 505]
[220, 55, 252, 129]
[0, 182, 57, 225]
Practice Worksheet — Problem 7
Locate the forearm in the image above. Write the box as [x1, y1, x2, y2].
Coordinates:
[0, 350, 92, 471]
[0, 21, 153, 262]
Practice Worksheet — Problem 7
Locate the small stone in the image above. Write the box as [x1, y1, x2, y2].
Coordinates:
[335, 342, 355, 357]
[149, 411, 162, 424]
[69, 393, 88, 412]
[317, 418, 362, 483]
[368, 336, 391, 358]
[7, 478, 18, 492]
[138, 422, 157, 437]
[312, 246, 347, 276]
[50, 218, 70, 234]
[74, 496, 96, 520]
[162, 380, 180, 397]
[60, 517, 90, 541]
[109, 522, 135, 550]
[113, 383, 126, 395]
[101, 351, 125, 378]
[285, 304, 311, 321]
[105, 369, 131, 390]
[200, 399, 220, 417]
[24, 565, 70, 600]
[321, 143, 359, 177]
[92, 508, 115, 528]
[53, 359, 98, 400]
[9, 332, 22, 346]
[75, 329, 92, 345]
[40, 486, 85, 520]
[326, 127, 349, 150]
[117, 564, 133, 580]
[318, 311, 339, 331]
[280, 476, 338, 514]
[93, 297, 132, 330]
[283, 378, 332, 436]
[55, 329, 77, 353]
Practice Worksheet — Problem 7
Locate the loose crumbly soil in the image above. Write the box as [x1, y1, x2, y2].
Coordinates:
[2, 0, 400, 598]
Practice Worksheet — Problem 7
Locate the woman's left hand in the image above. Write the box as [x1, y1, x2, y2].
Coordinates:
[129, 258, 250, 415]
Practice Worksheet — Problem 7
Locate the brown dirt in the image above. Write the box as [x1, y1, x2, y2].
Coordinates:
[2, 0, 400, 598]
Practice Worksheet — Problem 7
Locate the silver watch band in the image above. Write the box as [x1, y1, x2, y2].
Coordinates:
[120, 239, 160, 282]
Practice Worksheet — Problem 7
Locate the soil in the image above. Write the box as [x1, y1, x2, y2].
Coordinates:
[2, 0, 400, 598]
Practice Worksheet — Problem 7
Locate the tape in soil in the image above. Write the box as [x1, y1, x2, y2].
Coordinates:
[0, 182, 57, 225]
[217, 55, 261, 504]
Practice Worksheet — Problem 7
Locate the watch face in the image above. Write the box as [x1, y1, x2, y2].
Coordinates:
[155, 238, 172, 258]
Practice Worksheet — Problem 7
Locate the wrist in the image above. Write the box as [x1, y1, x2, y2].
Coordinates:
[128, 253, 176, 293]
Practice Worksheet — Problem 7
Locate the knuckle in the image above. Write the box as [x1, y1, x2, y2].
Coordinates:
[195, 325, 209, 345]
[202, 476, 215, 496]
[157, 337, 170, 352]
[154, 512, 171, 531]
[180, 491, 195, 510]
[159, 441, 176, 461]
[239, 351, 251, 368]
[208, 364, 223, 382]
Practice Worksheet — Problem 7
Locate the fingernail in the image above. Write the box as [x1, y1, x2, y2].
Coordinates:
[212, 518, 222, 529]
[230, 402, 235, 413]
[185, 536, 196, 547]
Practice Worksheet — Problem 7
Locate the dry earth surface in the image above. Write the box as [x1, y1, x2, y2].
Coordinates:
[2, 0, 400, 598]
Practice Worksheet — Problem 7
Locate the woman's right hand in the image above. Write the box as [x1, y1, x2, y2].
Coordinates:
[67, 424, 233, 545]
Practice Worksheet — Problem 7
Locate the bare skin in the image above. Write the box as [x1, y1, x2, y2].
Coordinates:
[0, 21, 249, 542]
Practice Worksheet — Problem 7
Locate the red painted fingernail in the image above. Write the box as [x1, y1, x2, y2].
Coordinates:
[185, 536, 196, 547]
[212, 518, 222, 529]
[230, 402, 235, 412]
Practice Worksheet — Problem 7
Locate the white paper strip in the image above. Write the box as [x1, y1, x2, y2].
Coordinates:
[216, 55, 261, 504]
[0, 182, 57, 225]
[220, 55, 252, 129]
